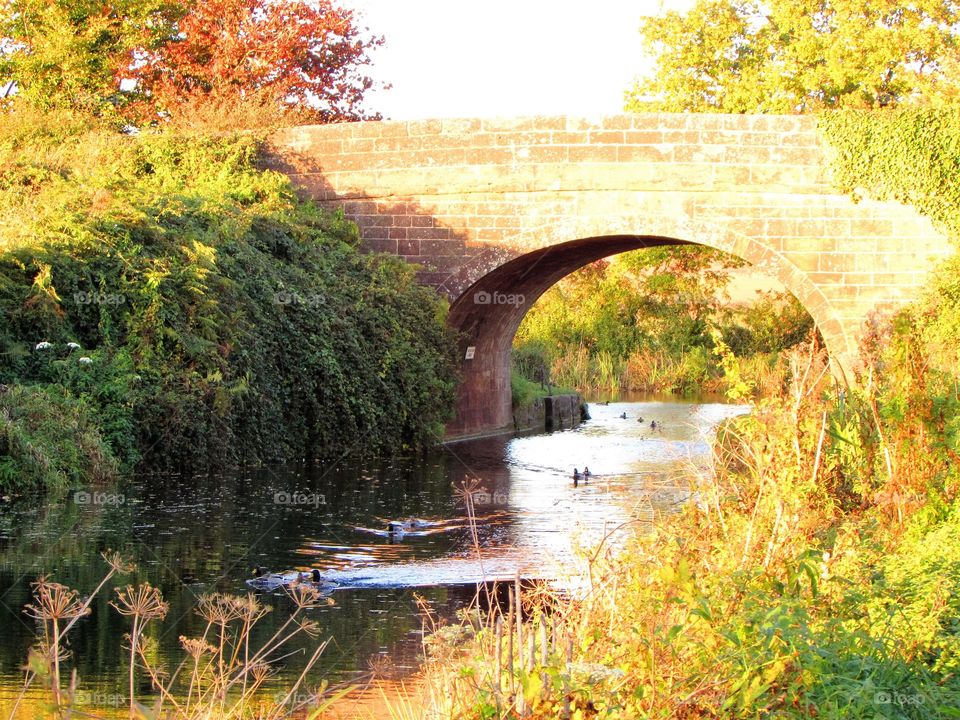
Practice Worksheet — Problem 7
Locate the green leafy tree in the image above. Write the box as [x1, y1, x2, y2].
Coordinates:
[627, 0, 960, 113]
[0, 0, 381, 123]
[618, 245, 742, 353]
[0, 0, 176, 114]
[514, 246, 745, 377]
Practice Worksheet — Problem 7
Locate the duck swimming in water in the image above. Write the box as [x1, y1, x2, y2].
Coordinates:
[583, 466, 592, 480]
[620, 412, 628, 419]
[387, 518, 430, 534]
[247, 567, 325, 592]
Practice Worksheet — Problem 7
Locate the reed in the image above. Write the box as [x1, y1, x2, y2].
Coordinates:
[391, 342, 960, 719]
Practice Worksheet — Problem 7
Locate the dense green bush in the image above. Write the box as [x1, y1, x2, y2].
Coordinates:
[0, 119, 457, 487]
[0, 384, 116, 491]
[820, 108, 960, 242]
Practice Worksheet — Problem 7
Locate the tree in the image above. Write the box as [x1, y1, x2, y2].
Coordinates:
[0, 0, 382, 124]
[0, 0, 174, 114]
[626, 0, 960, 113]
[125, 0, 382, 123]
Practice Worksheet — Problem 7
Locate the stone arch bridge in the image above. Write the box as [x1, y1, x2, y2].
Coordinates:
[269, 114, 952, 439]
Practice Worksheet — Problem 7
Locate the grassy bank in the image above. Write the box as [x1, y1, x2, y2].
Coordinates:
[413, 310, 960, 717]
[405, 107, 960, 717]
[0, 112, 457, 492]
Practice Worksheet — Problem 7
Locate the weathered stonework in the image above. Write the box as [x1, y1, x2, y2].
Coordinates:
[269, 114, 954, 439]
[511, 393, 587, 436]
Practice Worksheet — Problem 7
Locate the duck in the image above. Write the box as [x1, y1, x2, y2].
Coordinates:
[620, 412, 628, 419]
[650, 420, 658, 429]
[387, 518, 430, 532]
[573, 468, 582, 481]
[637, 416, 644, 423]
[583, 466, 592, 480]
[247, 567, 326, 592]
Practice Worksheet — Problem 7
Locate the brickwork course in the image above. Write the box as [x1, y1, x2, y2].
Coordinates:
[269, 114, 954, 438]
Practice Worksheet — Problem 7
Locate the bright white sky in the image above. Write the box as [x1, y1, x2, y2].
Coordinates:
[346, 0, 692, 120]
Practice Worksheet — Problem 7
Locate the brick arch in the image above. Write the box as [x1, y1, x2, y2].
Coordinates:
[269, 112, 954, 439]
[446, 229, 839, 437]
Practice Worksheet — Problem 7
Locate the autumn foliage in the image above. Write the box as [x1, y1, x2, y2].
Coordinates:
[0, 0, 382, 124]
[126, 0, 382, 124]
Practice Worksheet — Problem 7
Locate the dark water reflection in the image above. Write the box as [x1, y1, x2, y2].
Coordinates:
[0, 397, 747, 715]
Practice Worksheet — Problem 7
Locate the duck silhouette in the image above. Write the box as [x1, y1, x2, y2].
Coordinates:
[620, 412, 627, 419]
[248, 567, 325, 592]
[387, 518, 429, 533]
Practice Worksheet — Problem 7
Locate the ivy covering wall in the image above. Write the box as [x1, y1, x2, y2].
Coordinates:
[819, 108, 960, 242]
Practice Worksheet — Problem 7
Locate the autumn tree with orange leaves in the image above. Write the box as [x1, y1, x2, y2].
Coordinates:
[0, 0, 382, 124]
[126, 0, 382, 123]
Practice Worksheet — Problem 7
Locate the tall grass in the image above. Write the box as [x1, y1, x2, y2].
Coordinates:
[400, 335, 960, 719]
[541, 343, 788, 398]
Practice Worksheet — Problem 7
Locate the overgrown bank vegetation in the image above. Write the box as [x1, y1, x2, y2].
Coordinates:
[512, 246, 813, 397]
[0, 114, 457, 492]
[411, 108, 960, 719]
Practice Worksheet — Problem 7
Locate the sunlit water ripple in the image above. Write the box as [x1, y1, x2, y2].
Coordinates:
[0, 397, 747, 716]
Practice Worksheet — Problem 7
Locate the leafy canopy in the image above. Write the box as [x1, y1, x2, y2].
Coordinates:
[0, 0, 174, 114]
[126, 0, 382, 123]
[627, 0, 960, 113]
[0, 0, 382, 123]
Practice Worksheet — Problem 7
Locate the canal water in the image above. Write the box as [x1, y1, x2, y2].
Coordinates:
[0, 397, 747, 717]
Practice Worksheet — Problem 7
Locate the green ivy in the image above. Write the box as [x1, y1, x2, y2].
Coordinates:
[819, 108, 960, 242]
[0, 121, 458, 488]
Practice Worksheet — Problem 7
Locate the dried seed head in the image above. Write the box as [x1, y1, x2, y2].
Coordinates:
[297, 619, 321, 637]
[288, 583, 322, 610]
[235, 593, 271, 623]
[179, 636, 216, 660]
[110, 583, 169, 621]
[249, 662, 272, 685]
[452, 477, 484, 505]
[24, 578, 90, 623]
[101, 550, 136, 575]
[196, 593, 246, 624]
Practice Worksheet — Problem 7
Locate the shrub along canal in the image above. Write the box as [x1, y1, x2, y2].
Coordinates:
[0, 396, 747, 716]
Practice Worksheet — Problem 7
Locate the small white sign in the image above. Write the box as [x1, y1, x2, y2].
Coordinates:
[464, 346, 476, 360]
